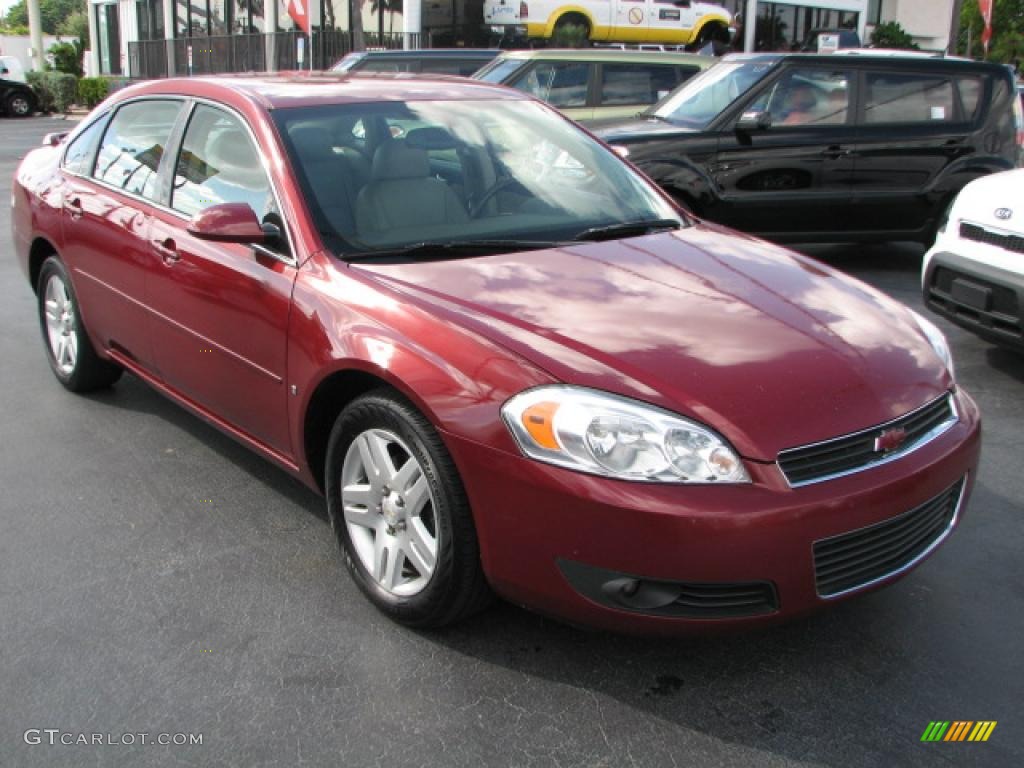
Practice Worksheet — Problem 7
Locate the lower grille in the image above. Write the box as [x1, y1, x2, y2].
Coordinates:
[813, 479, 964, 598]
[960, 222, 1024, 254]
[778, 394, 956, 486]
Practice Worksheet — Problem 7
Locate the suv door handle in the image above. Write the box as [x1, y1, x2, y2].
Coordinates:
[821, 146, 854, 159]
[64, 197, 83, 220]
[152, 238, 180, 263]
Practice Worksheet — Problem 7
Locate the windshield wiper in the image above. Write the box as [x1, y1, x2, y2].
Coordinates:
[572, 218, 682, 243]
[343, 239, 563, 263]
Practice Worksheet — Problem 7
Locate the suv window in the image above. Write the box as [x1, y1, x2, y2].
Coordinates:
[512, 62, 589, 108]
[63, 115, 108, 176]
[94, 100, 182, 200]
[747, 68, 850, 126]
[600, 63, 688, 106]
[171, 104, 277, 224]
[864, 72, 956, 124]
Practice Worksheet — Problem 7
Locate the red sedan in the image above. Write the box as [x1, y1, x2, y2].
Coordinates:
[12, 75, 979, 634]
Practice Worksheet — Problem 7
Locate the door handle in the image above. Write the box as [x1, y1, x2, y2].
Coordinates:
[64, 197, 83, 220]
[821, 146, 854, 159]
[152, 238, 180, 263]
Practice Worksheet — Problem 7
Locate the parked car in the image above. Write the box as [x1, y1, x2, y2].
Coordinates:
[923, 168, 1024, 352]
[593, 53, 1021, 244]
[484, 0, 733, 48]
[0, 54, 27, 83]
[331, 49, 500, 77]
[473, 48, 712, 123]
[13, 74, 979, 634]
[1, 69, 36, 117]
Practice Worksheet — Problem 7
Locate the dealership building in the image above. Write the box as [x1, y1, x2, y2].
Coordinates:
[86, 0, 958, 79]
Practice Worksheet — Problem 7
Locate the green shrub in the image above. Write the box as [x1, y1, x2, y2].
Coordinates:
[49, 40, 83, 77]
[550, 22, 589, 48]
[27, 71, 77, 113]
[870, 21, 920, 50]
[77, 77, 110, 108]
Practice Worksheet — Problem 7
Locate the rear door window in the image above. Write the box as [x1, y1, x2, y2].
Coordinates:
[864, 72, 957, 124]
[94, 100, 182, 200]
[510, 61, 590, 108]
[600, 63, 688, 106]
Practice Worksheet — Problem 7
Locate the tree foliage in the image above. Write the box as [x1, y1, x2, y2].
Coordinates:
[870, 21, 920, 50]
[958, 0, 1024, 63]
[4, 0, 85, 37]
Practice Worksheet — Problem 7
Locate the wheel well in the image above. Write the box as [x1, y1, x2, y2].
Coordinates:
[555, 12, 590, 32]
[303, 369, 393, 493]
[28, 238, 58, 294]
[696, 20, 731, 45]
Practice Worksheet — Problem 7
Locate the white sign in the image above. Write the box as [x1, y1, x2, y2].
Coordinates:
[297, 37, 305, 65]
[818, 34, 840, 54]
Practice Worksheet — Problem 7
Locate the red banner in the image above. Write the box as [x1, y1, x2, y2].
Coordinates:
[978, 0, 994, 52]
[288, 0, 312, 35]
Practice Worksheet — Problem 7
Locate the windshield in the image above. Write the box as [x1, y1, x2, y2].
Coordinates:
[652, 58, 780, 129]
[273, 99, 683, 257]
[473, 58, 528, 83]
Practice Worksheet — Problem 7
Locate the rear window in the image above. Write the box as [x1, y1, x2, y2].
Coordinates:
[864, 73, 956, 124]
[94, 100, 182, 200]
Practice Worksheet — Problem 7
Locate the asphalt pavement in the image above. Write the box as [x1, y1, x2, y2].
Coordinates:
[1, 116, 1021, 768]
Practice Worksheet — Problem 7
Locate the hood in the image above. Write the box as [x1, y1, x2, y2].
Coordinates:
[589, 116, 696, 143]
[354, 226, 952, 461]
[953, 168, 1024, 232]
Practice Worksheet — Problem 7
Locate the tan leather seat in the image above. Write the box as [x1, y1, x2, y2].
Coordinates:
[355, 141, 468, 235]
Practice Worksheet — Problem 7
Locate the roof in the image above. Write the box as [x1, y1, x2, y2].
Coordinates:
[342, 49, 500, 59]
[491, 48, 713, 66]
[722, 52, 1009, 71]
[118, 73, 529, 110]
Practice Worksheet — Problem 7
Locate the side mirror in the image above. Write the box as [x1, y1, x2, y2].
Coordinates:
[42, 132, 68, 147]
[187, 203, 267, 244]
[736, 110, 772, 134]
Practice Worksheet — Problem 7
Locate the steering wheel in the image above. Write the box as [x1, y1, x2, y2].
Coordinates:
[469, 177, 530, 218]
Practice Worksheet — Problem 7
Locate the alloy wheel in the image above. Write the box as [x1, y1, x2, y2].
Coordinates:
[43, 274, 77, 375]
[341, 428, 439, 596]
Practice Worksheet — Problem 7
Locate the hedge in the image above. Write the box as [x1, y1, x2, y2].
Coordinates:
[26, 71, 78, 113]
[77, 77, 110, 108]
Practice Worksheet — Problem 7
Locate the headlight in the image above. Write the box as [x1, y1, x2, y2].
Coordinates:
[910, 309, 955, 380]
[501, 386, 749, 483]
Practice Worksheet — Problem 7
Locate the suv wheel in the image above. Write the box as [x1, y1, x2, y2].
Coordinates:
[6, 92, 33, 117]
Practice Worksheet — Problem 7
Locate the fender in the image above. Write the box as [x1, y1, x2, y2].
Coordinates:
[631, 155, 721, 214]
[541, 7, 600, 40]
[925, 154, 1017, 198]
[688, 13, 732, 45]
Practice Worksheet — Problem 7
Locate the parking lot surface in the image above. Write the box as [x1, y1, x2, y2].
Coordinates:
[1, 116, 1021, 767]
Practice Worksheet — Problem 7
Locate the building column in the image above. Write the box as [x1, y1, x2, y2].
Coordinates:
[164, 0, 176, 76]
[403, 0, 421, 49]
[266, 0, 278, 72]
[744, 0, 757, 52]
[118, 0, 138, 76]
[87, 0, 102, 76]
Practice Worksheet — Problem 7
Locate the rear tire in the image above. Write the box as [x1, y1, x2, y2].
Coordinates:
[37, 256, 122, 392]
[325, 389, 491, 628]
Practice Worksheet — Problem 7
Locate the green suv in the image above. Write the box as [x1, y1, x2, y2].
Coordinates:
[473, 49, 712, 124]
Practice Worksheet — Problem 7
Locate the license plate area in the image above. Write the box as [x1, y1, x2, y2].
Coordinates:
[950, 278, 991, 310]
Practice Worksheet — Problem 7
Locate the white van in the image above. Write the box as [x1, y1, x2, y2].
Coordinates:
[0, 55, 28, 84]
[484, 0, 733, 47]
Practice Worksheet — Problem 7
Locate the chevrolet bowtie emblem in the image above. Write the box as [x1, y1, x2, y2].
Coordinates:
[874, 427, 907, 453]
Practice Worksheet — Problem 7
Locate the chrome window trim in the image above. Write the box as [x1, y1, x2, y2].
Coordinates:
[61, 94, 298, 269]
[778, 392, 959, 488]
[815, 475, 967, 600]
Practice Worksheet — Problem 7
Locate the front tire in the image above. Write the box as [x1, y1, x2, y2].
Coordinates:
[37, 256, 122, 392]
[325, 389, 491, 628]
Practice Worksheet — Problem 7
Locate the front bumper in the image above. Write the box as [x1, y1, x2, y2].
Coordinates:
[924, 249, 1024, 351]
[445, 389, 981, 635]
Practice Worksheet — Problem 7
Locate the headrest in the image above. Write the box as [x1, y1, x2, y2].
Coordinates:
[371, 141, 430, 181]
[405, 126, 460, 151]
[208, 129, 257, 170]
[288, 124, 336, 161]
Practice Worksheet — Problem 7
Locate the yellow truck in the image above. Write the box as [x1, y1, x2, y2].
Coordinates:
[484, 0, 734, 47]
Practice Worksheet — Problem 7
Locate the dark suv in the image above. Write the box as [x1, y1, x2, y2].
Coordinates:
[594, 54, 1021, 244]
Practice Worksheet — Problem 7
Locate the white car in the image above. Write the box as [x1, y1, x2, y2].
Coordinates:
[923, 169, 1024, 352]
